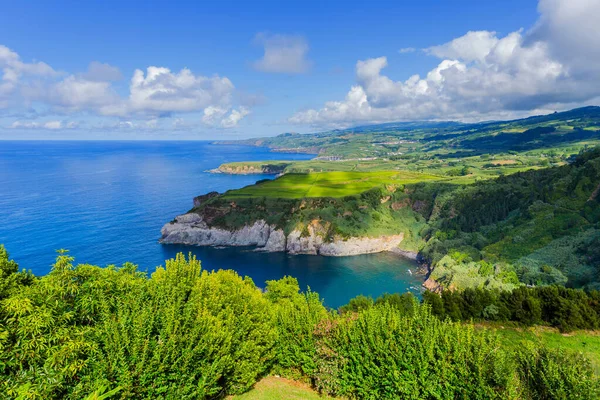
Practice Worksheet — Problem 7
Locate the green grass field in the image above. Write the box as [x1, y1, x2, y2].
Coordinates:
[229, 376, 334, 400]
[222, 170, 441, 199]
[482, 323, 600, 374]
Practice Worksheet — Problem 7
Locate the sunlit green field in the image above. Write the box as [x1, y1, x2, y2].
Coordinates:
[229, 376, 333, 400]
[223, 170, 441, 199]
[481, 323, 600, 374]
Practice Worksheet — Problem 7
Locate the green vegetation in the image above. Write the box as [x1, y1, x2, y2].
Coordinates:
[491, 325, 600, 375]
[1, 248, 598, 399]
[217, 161, 292, 174]
[223, 170, 440, 199]
[420, 146, 600, 290]
[203, 108, 600, 291]
[229, 376, 333, 400]
[422, 285, 600, 332]
[190, 177, 431, 251]
[216, 106, 600, 180]
[192, 146, 600, 286]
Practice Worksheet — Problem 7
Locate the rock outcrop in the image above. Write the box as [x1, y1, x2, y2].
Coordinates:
[160, 213, 404, 257]
[212, 163, 289, 175]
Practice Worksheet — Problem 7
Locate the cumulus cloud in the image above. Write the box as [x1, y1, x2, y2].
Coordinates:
[40, 76, 120, 112]
[0, 46, 250, 128]
[221, 107, 250, 128]
[127, 67, 234, 114]
[290, 0, 600, 127]
[81, 61, 123, 82]
[253, 33, 312, 74]
[0, 44, 58, 108]
[202, 105, 250, 128]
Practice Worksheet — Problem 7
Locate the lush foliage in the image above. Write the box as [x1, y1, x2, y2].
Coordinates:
[0, 250, 274, 399]
[423, 285, 600, 332]
[1, 247, 598, 399]
[419, 146, 600, 290]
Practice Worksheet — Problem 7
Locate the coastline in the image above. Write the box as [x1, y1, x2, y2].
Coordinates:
[160, 213, 407, 257]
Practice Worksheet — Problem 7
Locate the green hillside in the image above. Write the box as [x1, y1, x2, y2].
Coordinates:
[203, 108, 600, 291]
[222, 170, 441, 199]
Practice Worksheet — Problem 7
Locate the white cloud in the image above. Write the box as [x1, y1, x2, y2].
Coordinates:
[0, 45, 56, 78]
[42, 76, 120, 111]
[0, 47, 250, 128]
[9, 119, 77, 130]
[398, 47, 416, 54]
[253, 33, 312, 74]
[127, 67, 234, 115]
[290, 0, 600, 127]
[202, 105, 250, 128]
[0, 44, 58, 108]
[425, 31, 500, 62]
[81, 61, 123, 82]
[221, 107, 250, 128]
[43, 120, 62, 130]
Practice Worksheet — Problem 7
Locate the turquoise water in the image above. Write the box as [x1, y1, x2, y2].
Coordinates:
[0, 141, 422, 308]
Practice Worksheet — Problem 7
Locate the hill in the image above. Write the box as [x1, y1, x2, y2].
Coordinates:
[169, 108, 600, 292]
[214, 106, 600, 162]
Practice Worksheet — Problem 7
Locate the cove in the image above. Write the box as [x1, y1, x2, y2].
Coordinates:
[0, 140, 423, 308]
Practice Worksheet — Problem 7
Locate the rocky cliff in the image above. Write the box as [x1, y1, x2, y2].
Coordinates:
[160, 213, 404, 256]
[212, 162, 289, 175]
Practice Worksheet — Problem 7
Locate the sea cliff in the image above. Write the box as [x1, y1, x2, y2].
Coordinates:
[160, 213, 404, 256]
[210, 161, 290, 175]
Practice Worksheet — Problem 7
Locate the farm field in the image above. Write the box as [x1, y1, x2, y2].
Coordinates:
[222, 170, 441, 199]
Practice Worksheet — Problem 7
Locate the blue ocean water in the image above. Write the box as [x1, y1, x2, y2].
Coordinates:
[0, 141, 422, 308]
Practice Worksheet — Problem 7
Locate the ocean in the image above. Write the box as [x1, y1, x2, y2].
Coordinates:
[0, 141, 422, 308]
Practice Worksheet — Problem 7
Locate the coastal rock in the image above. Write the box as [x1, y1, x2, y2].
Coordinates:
[286, 229, 324, 255]
[215, 163, 288, 175]
[423, 277, 443, 293]
[390, 247, 418, 260]
[320, 234, 404, 256]
[263, 229, 286, 252]
[160, 214, 271, 247]
[161, 213, 406, 257]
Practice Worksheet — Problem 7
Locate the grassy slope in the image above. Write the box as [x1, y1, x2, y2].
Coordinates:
[222, 170, 441, 199]
[230, 326, 600, 399]
[229, 376, 334, 400]
[487, 324, 600, 374]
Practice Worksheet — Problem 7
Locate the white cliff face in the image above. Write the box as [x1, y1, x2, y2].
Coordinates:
[319, 234, 404, 256]
[286, 229, 324, 255]
[160, 214, 271, 247]
[263, 229, 286, 252]
[160, 213, 404, 256]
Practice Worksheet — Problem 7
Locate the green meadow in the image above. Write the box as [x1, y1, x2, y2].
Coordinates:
[222, 170, 441, 199]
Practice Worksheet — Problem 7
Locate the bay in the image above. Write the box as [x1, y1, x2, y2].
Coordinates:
[0, 141, 423, 308]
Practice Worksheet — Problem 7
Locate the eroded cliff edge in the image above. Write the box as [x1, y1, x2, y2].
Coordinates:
[160, 213, 404, 256]
[159, 185, 427, 257]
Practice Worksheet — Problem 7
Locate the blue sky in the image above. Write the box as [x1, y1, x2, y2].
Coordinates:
[0, 0, 598, 140]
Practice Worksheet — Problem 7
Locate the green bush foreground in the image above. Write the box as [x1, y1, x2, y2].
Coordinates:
[0, 247, 598, 399]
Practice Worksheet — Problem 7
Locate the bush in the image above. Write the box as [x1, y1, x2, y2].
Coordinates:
[313, 304, 515, 399]
[1, 248, 598, 399]
[1, 252, 275, 399]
